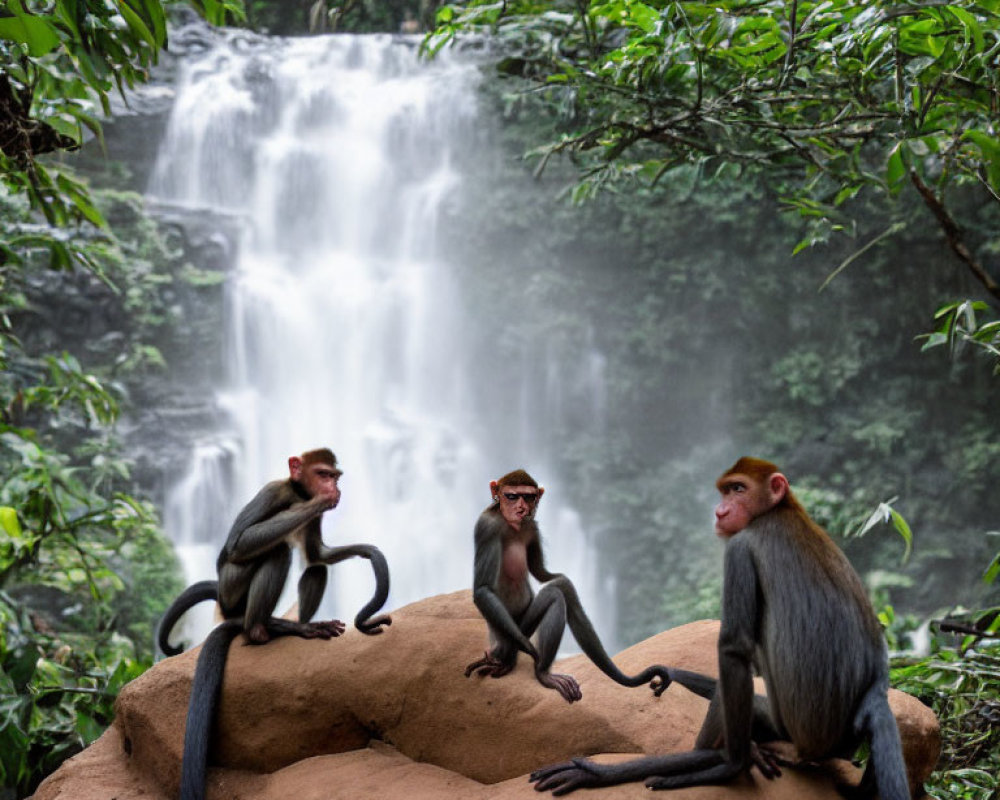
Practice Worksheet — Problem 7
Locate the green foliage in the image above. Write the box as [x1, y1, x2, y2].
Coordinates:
[0, 589, 148, 797]
[0, 1, 230, 794]
[0, 0, 244, 276]
[447, 66, 999, 646]
[0, 405, 183, 797]
[431, 0, 999, 216]
[892, 639, 1000, 800]
[431, 0, 1000, 361]
[855, 498, 914, 564]
[921, 300, 1000, 373]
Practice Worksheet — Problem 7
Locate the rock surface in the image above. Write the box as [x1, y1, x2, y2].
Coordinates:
[33, 590, 940, 800]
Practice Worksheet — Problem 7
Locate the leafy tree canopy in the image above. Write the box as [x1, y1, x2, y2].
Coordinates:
[1, 0, 243, 235]
[429, 0, 1000, 357]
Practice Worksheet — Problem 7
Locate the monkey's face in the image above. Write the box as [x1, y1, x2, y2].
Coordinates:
[495, 484, 543, 530]
[714, 470, 787, 537]
[301, 462, 342, 506]
[714, 474, 767, 537]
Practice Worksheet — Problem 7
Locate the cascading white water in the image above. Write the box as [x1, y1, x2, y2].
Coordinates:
[149, 29, 614, 650]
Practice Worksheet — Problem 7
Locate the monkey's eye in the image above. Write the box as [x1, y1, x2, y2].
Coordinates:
[502, 492, 539, 504]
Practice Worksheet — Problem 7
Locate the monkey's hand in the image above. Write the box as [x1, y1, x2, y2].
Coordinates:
[357, 614, 392, 635]
[531, 758, 606, 795]
[465, 651, 514, 679]
[750, 741, 786, 780]
[536, 670, 583, 703]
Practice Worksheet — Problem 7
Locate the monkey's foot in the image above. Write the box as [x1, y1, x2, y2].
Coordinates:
[464, 651, 514, 679]
[294, 619, 344, 639]
[245, 622, 270, 644]
[259, 618, 343, 641]
[313, 618, 347, 637]
[531, 758, 604, 795]
[538, 671, 582, 703]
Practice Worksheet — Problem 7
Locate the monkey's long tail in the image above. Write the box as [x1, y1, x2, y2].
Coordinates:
[560, 576, 713, 696]
[855, 682, 911, 800]
[157, 580, 220, 657]
[354, 546, 392, 633]
[180, 620, 242, 800]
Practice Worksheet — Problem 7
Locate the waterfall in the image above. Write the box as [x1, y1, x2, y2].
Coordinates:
[149, 29, 614, 651]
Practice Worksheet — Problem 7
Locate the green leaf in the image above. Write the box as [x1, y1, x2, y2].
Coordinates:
[0, 507, 22, 538]
[885, 142, 906, 194]
[55, 174, 108, 229]
[888, 510, 913, 564]
[856, 498, 912, 563]
[75, 711, 105, 744]
[962, 129, 1000, 192]
[947, 6, 985, 53]
[984, 551, 1000, 584]
[6, 647, 39, 692]
[0, 0, 60, 57]
[113, 0, 158, 50]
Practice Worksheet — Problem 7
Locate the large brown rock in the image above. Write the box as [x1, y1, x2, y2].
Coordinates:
[33, 591, 939, 800]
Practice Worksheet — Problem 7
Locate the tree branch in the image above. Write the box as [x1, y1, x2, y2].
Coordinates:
[910, 169, 1000, 307]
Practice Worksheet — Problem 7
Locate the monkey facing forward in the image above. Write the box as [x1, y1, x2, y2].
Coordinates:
[531, 457, 910, 799]
[465, 468, 707, 703]
[158, 448, 391, 800]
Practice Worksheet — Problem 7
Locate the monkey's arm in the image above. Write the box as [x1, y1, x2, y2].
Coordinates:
[643, 536, 772, 789]
[225, 482, 328, 563]
[713, 534, 758, 771]
[526, 535, 562, 584]
[472, 515, 538, 659]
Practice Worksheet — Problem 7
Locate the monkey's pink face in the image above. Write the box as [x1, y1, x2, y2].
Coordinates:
[496, 484, 543, 530]
[714, 475, 763, 538]
[302, 463, 342, 506]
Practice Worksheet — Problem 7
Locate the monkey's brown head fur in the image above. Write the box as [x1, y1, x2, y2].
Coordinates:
[496, 469, 538, 489]
[301, 448, 342, 476]
[715, 456, 805, 536]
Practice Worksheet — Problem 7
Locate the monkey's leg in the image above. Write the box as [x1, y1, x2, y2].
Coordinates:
[243, 548, 291, 643]
[296, 565, 346, 637]
[693, 693, 785, 780]
[520, 585, 582, 703]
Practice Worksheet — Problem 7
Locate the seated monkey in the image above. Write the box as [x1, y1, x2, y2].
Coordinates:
[465, 468, 703, 702]
[158, 448, 391, 800]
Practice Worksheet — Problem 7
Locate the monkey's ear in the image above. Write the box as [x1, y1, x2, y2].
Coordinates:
[537, 486, 545, 503]
[489, 480, 500, 501]
[289, 456, 304, 480]
[768, 472, 789, 504]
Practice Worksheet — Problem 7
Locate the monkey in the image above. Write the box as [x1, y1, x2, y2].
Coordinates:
[465, 468, 711, 704]
[157, 448, 392, 800]
[530, 457, 910, 799]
